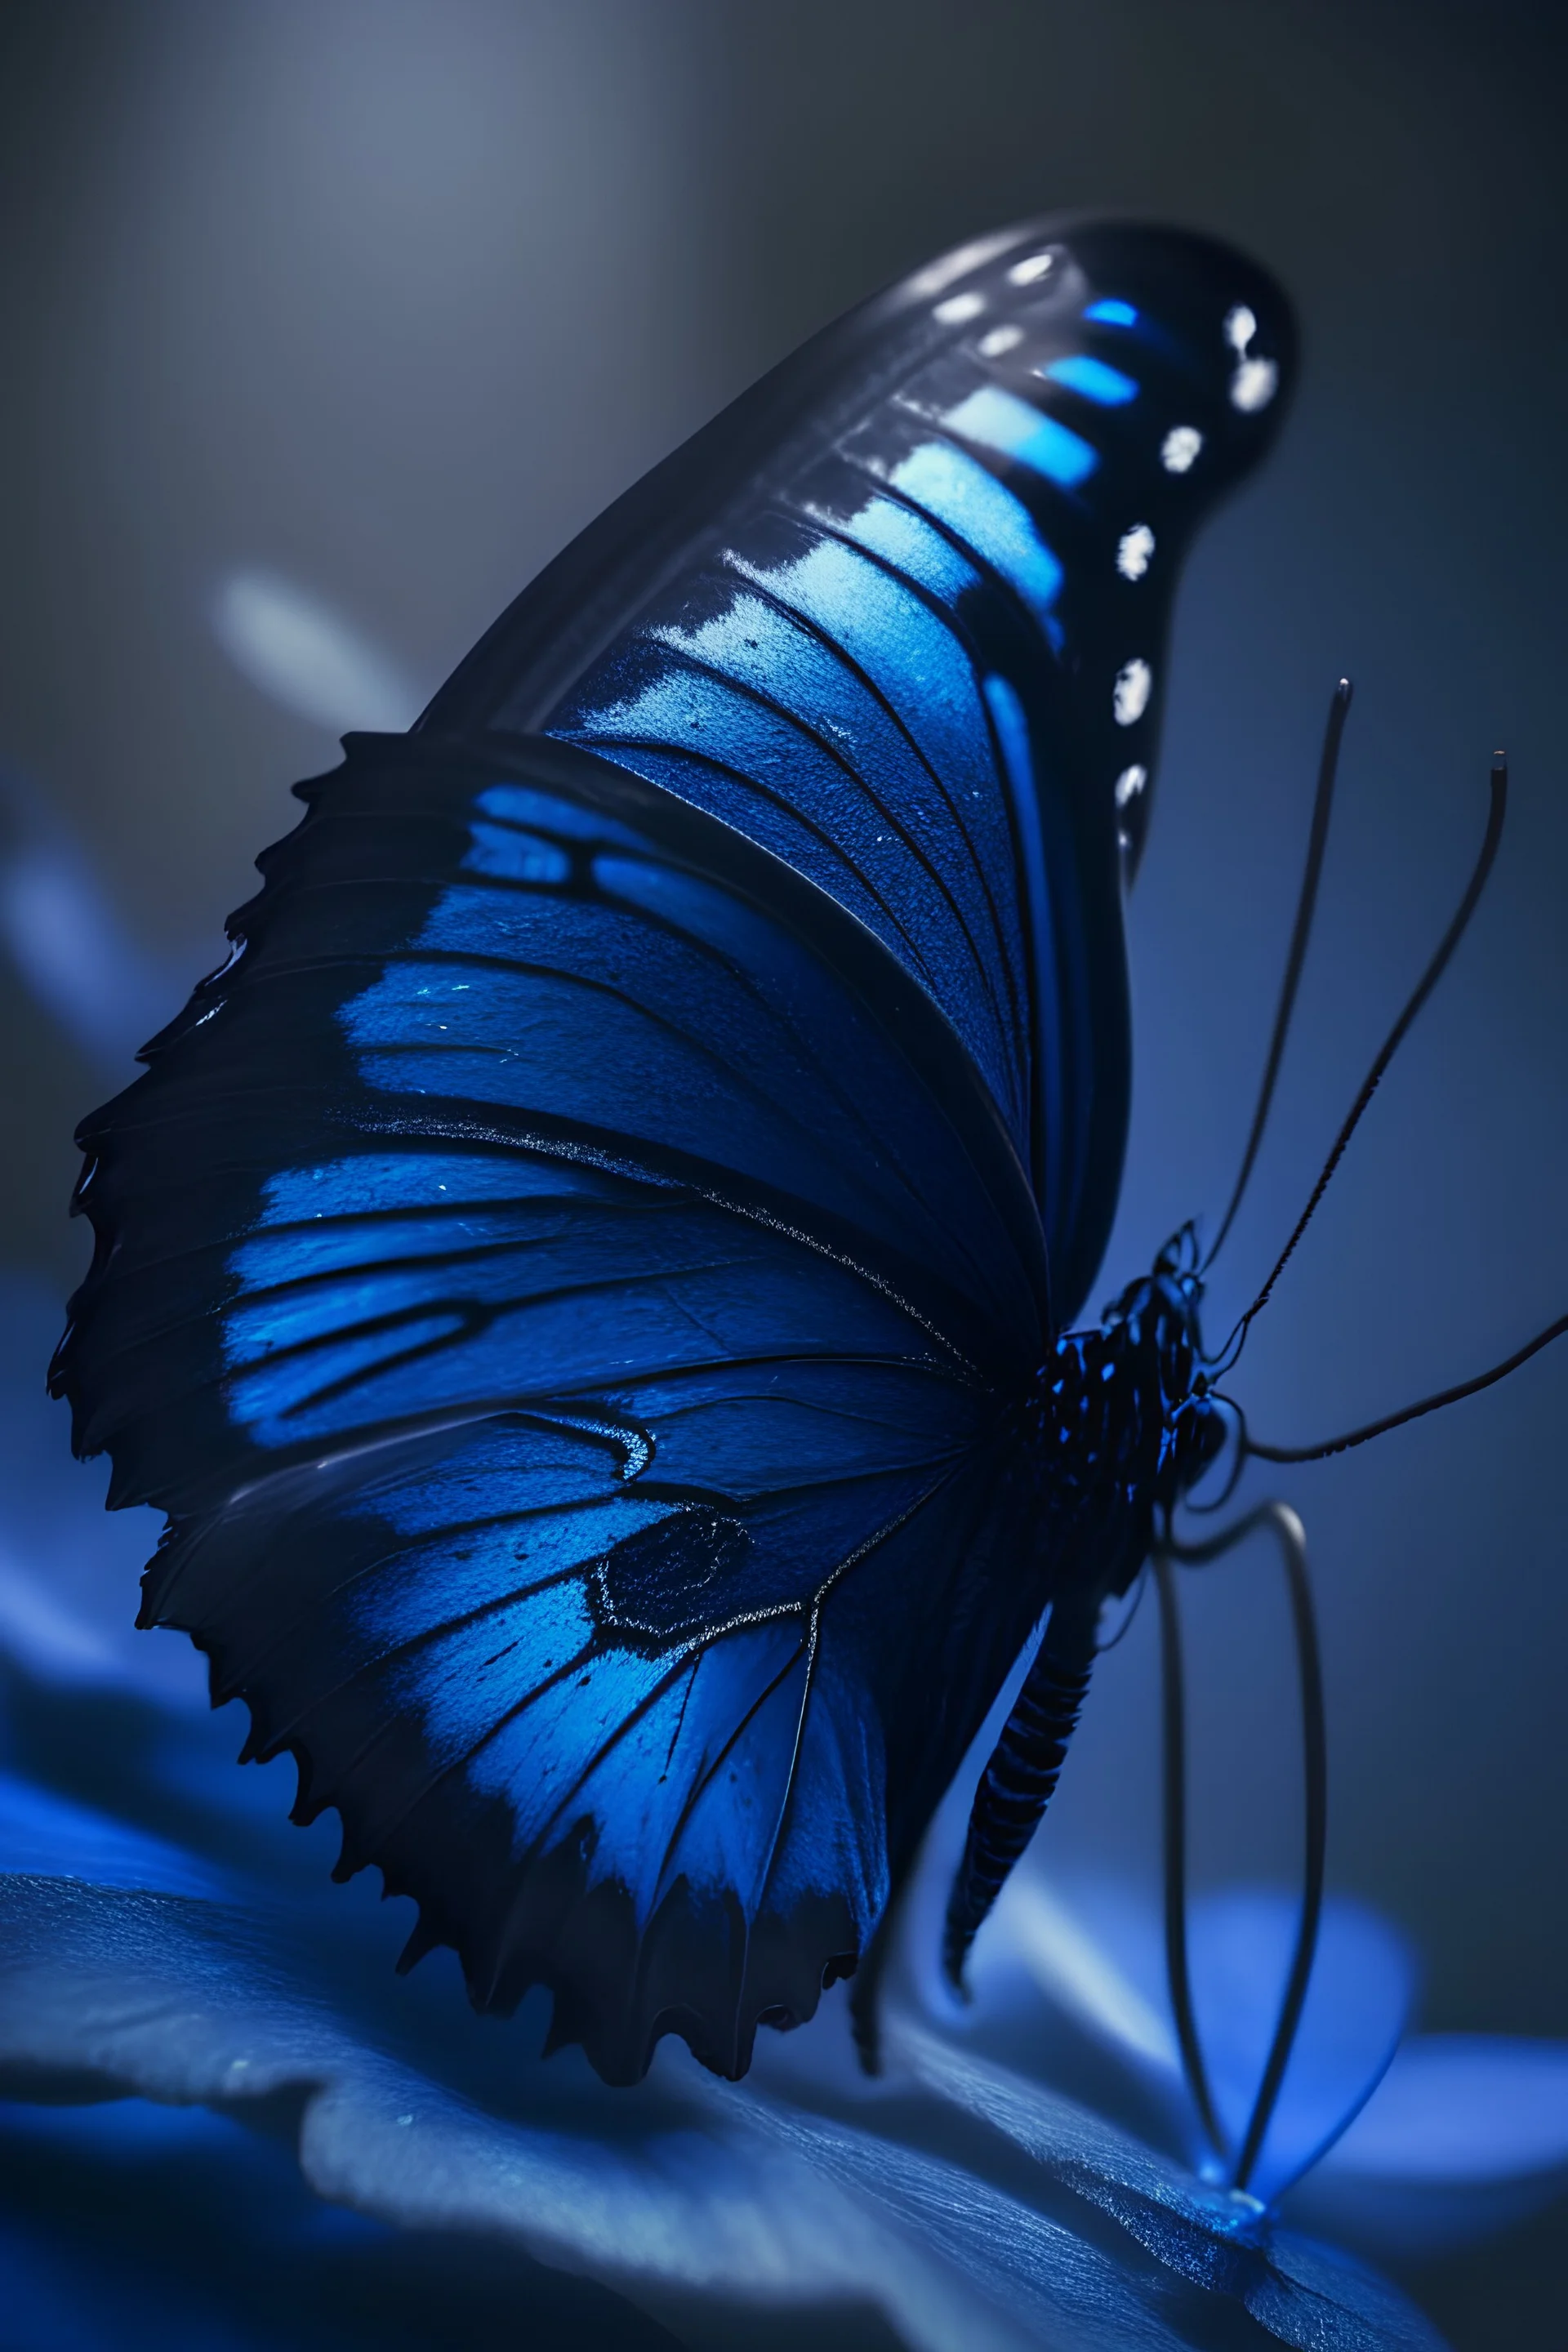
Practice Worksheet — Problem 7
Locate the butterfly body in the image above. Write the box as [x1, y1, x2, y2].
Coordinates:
[936, 1232, 1225, 1996]
[53, 219, 1294, 2082]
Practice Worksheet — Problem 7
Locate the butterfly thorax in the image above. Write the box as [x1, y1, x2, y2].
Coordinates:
[1023, 1223, 1223, 1609]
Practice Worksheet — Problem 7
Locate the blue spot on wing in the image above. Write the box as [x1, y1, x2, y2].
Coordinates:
[940, 385, 1099, 487]
[1084, 296, 1139, 327]
[805, 486, 982, 608]
[872, 440, 1066, 625]
[1043, 354, 1139, 407]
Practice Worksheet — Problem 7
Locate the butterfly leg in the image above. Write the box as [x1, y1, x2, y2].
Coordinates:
[1161, 1500, 1325, 2191]
[940, 1587, 1101, 1990]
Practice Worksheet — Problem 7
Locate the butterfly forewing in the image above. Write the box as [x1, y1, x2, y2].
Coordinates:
[427, 219, 1294, 1319]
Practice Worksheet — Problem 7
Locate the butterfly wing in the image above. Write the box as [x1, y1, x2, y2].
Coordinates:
[425, 217, 1296, 1320]
[56, 737, 1053, 2079]
[54, 220, 1295, 2081]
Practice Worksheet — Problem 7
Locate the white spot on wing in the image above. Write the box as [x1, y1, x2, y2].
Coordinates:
[978, 323, 1024, 359]
[1116, 523, 1156, 581]
[1231, 355, 1279, 412]
[1007, 248, 1058, 286]
[1223, 303, 1279, 412]
[1114, 763, 1148, 808]
[934, 290, 986, 325]
[1113, 659, 1152, 726]
[1160, 425, 1204, 474]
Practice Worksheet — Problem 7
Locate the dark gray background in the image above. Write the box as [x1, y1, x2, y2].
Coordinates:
[1, 3, 1564, 2342]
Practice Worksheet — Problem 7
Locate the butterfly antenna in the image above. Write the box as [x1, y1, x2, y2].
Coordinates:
[1218, 750, 1508, 1365]
[1248, 1307, 1568, 1463]
[1205, 679, 1353, 1272]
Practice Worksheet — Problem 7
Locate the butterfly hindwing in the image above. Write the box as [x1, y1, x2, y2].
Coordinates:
[145, 1389, 1038, 2081]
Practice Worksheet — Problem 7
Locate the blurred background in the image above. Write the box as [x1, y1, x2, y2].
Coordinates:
[1, 1, 1565, 2342]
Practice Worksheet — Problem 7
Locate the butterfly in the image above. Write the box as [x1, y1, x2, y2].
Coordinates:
[52, 217, 1305, 2089]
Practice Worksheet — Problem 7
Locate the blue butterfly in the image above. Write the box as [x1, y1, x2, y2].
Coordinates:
[52, 219, 1302, 2087]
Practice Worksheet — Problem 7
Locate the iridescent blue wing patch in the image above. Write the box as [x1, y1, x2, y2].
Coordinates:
[58, 740, 1051, 2078]
[55, 219, 1294, 2081]
[425, 218, 1294, 1319]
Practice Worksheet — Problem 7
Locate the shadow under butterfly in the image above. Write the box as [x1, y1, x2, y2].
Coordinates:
[51, 214, 1566, 2216]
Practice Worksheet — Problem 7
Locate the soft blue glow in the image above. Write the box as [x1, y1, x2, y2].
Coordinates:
[0, 1768, 224, 1899]
[942, 386, 1098, 488]
[887, 442, 1064, 624]
[1185, 1890, 1415, 2201]
[212, 567, 421, 733]
[1044, 354, 1138, 408]
[996, 1876, 1419, 2207]
[0, 839, 173, 1072]
[475, 781, 642, 847]
[464, 823, 571, 886]
[0, 2096, 257, 2157]
[249, 1152, 619, 1232]
[1084, 297, 1138, 327]
[1322, 2035, 1568, 2183]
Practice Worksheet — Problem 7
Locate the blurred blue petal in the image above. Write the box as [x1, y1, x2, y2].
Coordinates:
[956, 1862, 1568, 2269]
[972, 1874, 1415, 2203]
[0, 1543, 129, 1686]
[0, 784, 178, 1074]
[978, 1875, 1177, 2074]
[1328, 2034, 1568, 2182]
[1187, 1890, 1415, 2199]
[212, 570, 425, 734]
[0, 1867, 1232, 2352]
[0, 1770, 226, 1898]
[1292, 2034, 1568, 2257]
[0, 2096, 671, 2350]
